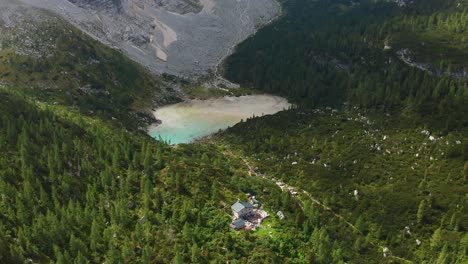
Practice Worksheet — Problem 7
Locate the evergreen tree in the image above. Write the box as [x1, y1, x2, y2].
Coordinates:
[430, 227, 443, 250]
[417, 200, 427, 225]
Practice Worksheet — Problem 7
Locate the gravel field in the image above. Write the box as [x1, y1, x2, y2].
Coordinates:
[5, 0, 281, 79]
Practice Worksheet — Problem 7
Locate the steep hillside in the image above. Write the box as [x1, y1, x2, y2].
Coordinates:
[16, 0, 281, 78]
[219, 107, 467, 263]
[0, 0, 466, 263]
[2, 87, 464, 263]
[220, 0, 467, 263]
[224, 0, 467, 125]
[0, 2, 180, 130]
[0, 89, 383, 263]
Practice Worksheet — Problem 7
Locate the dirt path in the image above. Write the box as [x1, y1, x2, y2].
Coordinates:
[224, 149, 361, 233]
[223, 147, 413, 263]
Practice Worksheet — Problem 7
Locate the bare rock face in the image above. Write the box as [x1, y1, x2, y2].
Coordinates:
[15, 0, 281, 79]
[66, 0, 124, 11]
[66, 0, 202, 14]
[147, 0, 203, 14]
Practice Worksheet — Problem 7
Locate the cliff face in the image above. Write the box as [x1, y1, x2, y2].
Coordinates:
[13, 0, 280, 79]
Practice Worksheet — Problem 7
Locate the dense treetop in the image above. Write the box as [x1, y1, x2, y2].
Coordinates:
[224, 0, 467, 128]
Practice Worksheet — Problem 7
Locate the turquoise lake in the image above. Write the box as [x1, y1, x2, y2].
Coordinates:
[148, 95, 290, 144]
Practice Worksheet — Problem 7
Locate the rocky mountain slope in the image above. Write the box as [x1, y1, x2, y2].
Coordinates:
[0, 0, 182, 130]
[13, 0, 281, 79]
[67, 0, 203, 14]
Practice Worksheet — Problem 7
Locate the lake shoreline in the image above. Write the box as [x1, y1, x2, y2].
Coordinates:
[148, 95, 290, 144]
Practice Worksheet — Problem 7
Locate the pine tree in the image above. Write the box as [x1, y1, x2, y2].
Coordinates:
[176, 173, 183, 194]
[417, 200, 427, 225]
[74, 252, 87, 264]
[173, 252, 184, 264]
[143, 146, 153, 175]
[141, 245, 152, 264]
[436, 243, 449, 264]
[211, 181, 220, 202]
[430, 227, 443, 250]
[183, 222, 192, 241]
[191, 243, 201, 263]
[90, 220, 102, 253]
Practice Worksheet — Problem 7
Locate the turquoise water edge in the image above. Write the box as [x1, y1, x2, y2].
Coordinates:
[148, 95, 290, 144]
